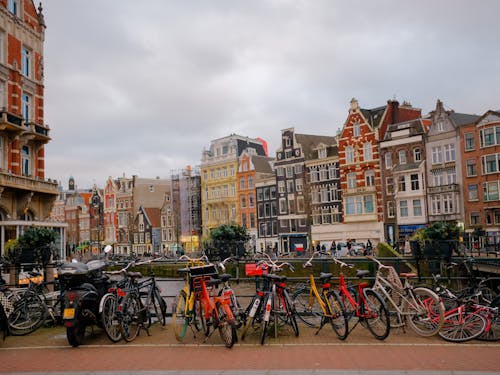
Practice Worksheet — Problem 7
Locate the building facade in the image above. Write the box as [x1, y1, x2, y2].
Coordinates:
[200, 134, 266, 239]
[380, 118, 430, 247]
[461, 110, 500, 248]
[256, 173, 278, 254]
[0, 2, 63, 257]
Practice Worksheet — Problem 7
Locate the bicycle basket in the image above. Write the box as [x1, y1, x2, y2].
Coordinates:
[379, 266, 403, 290]
[188, 264, 218, 278]
[245, 263, 268, 276]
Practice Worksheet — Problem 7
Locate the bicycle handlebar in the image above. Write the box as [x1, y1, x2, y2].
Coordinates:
[104, 256, 167, 275]
[255, 252, 295, 273]
[303, 251, 330, 268]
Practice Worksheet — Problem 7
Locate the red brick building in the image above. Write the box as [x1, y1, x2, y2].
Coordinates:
[336, 99, 420, 244]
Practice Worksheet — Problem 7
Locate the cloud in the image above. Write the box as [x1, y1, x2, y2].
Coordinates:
[42, 0, 500, 189]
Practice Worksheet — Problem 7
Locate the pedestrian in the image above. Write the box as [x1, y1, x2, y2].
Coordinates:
[330, 240, 337, 257]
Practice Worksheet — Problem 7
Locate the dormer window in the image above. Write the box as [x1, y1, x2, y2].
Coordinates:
[318, 148, 327, 159]
[8, 0, 19, 16]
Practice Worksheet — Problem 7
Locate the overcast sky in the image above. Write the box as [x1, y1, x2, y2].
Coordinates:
[41, 0, 500, 190]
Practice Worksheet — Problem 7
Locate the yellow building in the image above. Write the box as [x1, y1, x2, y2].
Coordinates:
[200, 135, 267, 239]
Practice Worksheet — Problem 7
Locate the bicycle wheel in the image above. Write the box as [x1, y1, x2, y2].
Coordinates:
[326, 291, 348, 340]
[281, 289, 299, 337]
[362, 288, 390, 340]
[216, 302, 236, 348]
[240, 295, 263, 341]
[139, 291, 152, 329]
[196, 298, 209, 336]
[404, 287, 444, 337]
[439, 310, 487, 342]
[101, 293, 122, 342]
[172, 290, 189, 341]
[120, 293, 141, 342]
[260, 294, 273, 345]
[9, 292, 47, 335]
[292, 288, 322, 328]
[153, 287, 167, 326]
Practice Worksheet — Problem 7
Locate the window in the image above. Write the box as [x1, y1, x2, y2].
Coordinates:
[484, 181, 500, 201]
[318, 148, 327, 158]
[413, 199, 422, 216]
[353, 122, 361, 137]
[286, 166, 294, 178]
[241, 214, 247, 228]
[466, 159, 477, 177]
[480, 127, 496, 147]
[364, 142, 373, 161]
[0, 32, 3, 65]
[385, 153, 392, 169]
[398, 150, 407, 164]
[295, 178, 303, 192]
[432, 146, 442, 164]
[386, 177, 394, 195]
[413, 148, 421, 162]
[248, 194, 254, 208]
[482, 154, 499, 174]
[278, 180, 285, 194]
[0, 136, 3, 169]
[398, 176, 406, 192]
[468, 184, 478, 201]
[295, 164, 303, 174]
[364, 195, 374, 213]
[347, 172, 357, 189]
[288, 198, 295, 213]
[470, 212, 480, 225]
[240, 195, 246, 208]
[286, 180, 294, 193]
[410, 174, 419, 191]
[277, 167, 284, 177]
[436, 120, 445, 132]
[21, 146, 30, 176]
[297, 196, 305, 213]
[444, 144, 456, 162]
[22, 92, 31, 122]
[443, 194, 454, 213]
[464, 133, 475, 151]
[8, 0, 19, 16]
[240, 177, 245, 190]
[279, 198, 287, 214]
[399, 200, 408, 217]
[319, 167, 328, 181]
[431, 196, 441, 215]
[387, 201, 395, 218]
[365, 170, 375, 186]
[250, 213, 255, 228]
[346, 146, 354, 164]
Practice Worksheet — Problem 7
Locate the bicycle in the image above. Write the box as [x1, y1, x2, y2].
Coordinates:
[171, 254, 217, 342]
[368, 256, 445, 337]
[292, 251, 348, 339]
[333, 257, 390, 340]
[240, 253, 299, 345]
[171, 254, 237, 348]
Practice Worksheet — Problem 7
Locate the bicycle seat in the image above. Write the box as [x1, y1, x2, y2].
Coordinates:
[265, 274, 287, 282]
[400, 272, 417, 278]
[356, 270, 370, 278]
[319, 272, 333, 281]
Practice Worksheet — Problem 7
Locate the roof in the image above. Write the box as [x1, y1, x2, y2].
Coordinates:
[251, 155, 274, 174]
[295, 134, 337, 160]
[237, 138, 267, 157]
[142, 207, 161, 228]
[361, 105, 387, 128]
[449, 112, 480, 127]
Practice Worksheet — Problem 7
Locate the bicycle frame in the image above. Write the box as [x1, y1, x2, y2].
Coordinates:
[305, 274, 335, 318]
[338, 271, 373, 319]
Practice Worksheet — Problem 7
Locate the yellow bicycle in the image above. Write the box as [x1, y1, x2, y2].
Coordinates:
[292, 251, 348, 339]
[171, 254, 218, 341]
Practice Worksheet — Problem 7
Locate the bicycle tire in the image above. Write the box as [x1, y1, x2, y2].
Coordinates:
[196, 298, 209, 336]
[439, 310, 487, 342]
[260, 294, 273, 345]
[152, 287, 167, 326]
[172, 291, 189, 341]
[292, 288, 322, 328]
[9, 292, 47, 335]
[120, 293, 141, 342]
[101, 293, 122, 342]
[240, 295, 263, 341]
[327, 291, 348, 340]
[404, 287, 444, 337]
[217, 302, 236, 348]
[362, 288, 390, 340]
[477, 297, 500, 341]
[283, 289, 299, 337]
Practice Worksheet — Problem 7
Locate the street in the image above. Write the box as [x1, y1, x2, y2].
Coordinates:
[0, 323, 499, 375]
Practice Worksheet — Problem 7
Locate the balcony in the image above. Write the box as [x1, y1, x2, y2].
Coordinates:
[345, 185, 376, 195]
[0, 170, 59, 195]
[0, 110, 24, 135]
[427, 183, 459, 194]
[24, 122, 51, 144]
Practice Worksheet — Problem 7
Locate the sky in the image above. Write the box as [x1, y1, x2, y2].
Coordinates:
[41, 0, 500, 190]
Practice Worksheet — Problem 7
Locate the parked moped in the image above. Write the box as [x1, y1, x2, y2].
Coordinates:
[59, 246, 112, 347]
